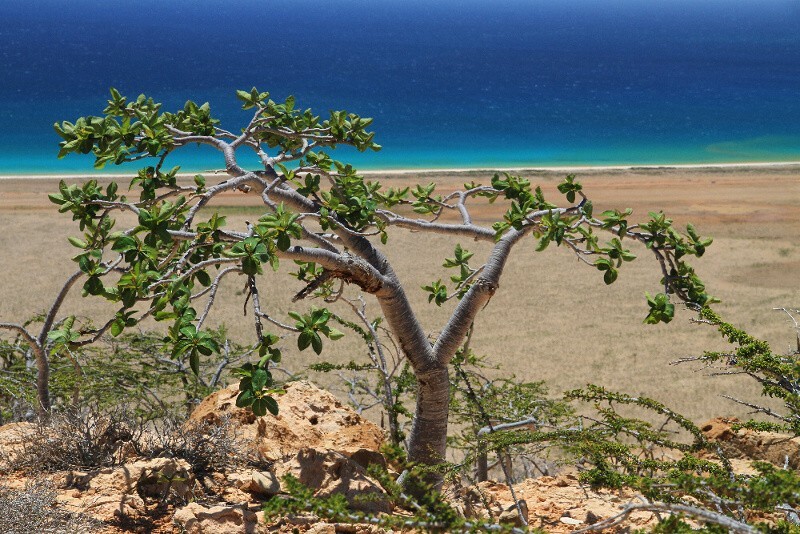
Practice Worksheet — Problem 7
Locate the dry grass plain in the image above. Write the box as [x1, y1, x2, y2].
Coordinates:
[1, 165, 798, 423]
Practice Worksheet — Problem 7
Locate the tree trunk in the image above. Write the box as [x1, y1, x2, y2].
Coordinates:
[33, 346, 51, 417]
[406, 365, 450, 486]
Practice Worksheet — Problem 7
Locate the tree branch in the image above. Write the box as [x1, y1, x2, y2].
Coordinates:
[575, 500, 759, 534]
[38, 270, 84, 346]
[434, 228, 529, 365]
[0, 323, 39, 349]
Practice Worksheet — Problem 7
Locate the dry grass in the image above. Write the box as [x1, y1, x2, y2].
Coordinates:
[1, 166, 798, 423]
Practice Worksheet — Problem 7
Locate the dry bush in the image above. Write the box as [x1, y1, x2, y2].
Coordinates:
[5, 405, 140, 473]
[3, 403, 250, 476]
[141, 413, 250, 474]
[0, 479, 100, 533]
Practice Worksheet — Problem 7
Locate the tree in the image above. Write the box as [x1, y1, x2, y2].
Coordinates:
[6, 88, 714, 481]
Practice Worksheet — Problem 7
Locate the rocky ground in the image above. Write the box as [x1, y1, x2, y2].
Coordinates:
[0, 382, 797, 533]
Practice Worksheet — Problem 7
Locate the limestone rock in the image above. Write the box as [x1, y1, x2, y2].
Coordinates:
[226, 469, 281, 497]
[0, 422, 37, 466]
[450, 474, 662, 533]
[173, 502, 263, 534]
[58, 458, 194, 524]
[560, 515, 583, 525]
[275, 447, 392, 514]
[498, 500, 529, 526]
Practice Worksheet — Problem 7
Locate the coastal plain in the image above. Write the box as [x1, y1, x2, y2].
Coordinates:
[1, 165, 798, 422]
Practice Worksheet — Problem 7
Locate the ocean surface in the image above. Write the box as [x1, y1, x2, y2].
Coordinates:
[1, 0, 799, 173]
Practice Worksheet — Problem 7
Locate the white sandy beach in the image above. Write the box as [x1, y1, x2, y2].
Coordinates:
[0, 160, 799, 180]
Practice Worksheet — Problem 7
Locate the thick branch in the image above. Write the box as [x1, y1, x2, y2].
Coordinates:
[378, 211, 496, 241]
[280, 247, 387, 295]
[38, 270, 84, 346]
[434, 228, 528, 365]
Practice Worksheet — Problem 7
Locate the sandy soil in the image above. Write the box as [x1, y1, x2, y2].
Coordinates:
[0, 165, 798, 422]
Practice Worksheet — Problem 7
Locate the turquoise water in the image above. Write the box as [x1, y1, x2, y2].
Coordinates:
[1, 0, 799, 173]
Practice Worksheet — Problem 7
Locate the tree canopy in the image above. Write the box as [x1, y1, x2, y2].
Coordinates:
[37, 88, 717, 472]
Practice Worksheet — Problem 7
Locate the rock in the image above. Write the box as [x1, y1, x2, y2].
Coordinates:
[455, 472, 661, 533]
[58, 458, 195, 524]
[275, 447, 392, 514]
[76, 457, 194, 499]
[302, 523, 383, 534]
[173, 502, 263, 534]
[0, 422, 37, 466]
[702, 417, 738, 442]
[498, 500, 529, 527]
[702, 417, 800, 469]
[227, 469, 281, 497]
[349, 447, 388, 471]
[585, 510, 600, 524]
[188, 381, 385, 463]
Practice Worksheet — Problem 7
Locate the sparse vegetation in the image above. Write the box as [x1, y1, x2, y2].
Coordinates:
[0, 480, 100, 533]
[142, 413, 250, 474]
[3, 404, 139, 473]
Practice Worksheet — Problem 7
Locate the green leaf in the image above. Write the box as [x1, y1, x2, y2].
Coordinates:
[327, 328, 345, 341]
[83, 276, 104, 295]
[189, 350, 200, 376]
[263, 396, 279, 416]
[643, 292, 675, 324]
[241, 256, 261, 275]
[195, 270, 211, 287]
[252, 397, 268, 416]
[252, 368, 270, 390]
[311, 332, 323, 354]
[276, 232, 291, 252]
[236, 388, 255, 408]
[68, 236, 88, 249]
[110, 320, 123, 337]
[297, 331, 311, 351]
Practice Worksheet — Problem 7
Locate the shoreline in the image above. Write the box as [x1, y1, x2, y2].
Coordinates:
[1, 160, 799, 180]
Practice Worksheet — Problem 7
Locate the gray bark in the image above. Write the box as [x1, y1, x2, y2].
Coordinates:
[406, 365, 451, 469]
[0, 323, 50, 415]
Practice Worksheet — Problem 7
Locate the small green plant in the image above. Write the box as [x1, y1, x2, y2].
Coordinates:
[687, 307, 800, 435]
[448, 343, 573, 483]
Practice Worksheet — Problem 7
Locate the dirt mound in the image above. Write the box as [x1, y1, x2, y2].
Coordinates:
[188, 380, 385, 462]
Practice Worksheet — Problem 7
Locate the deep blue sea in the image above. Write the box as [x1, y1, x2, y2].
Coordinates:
[1, 0, 799, 173]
